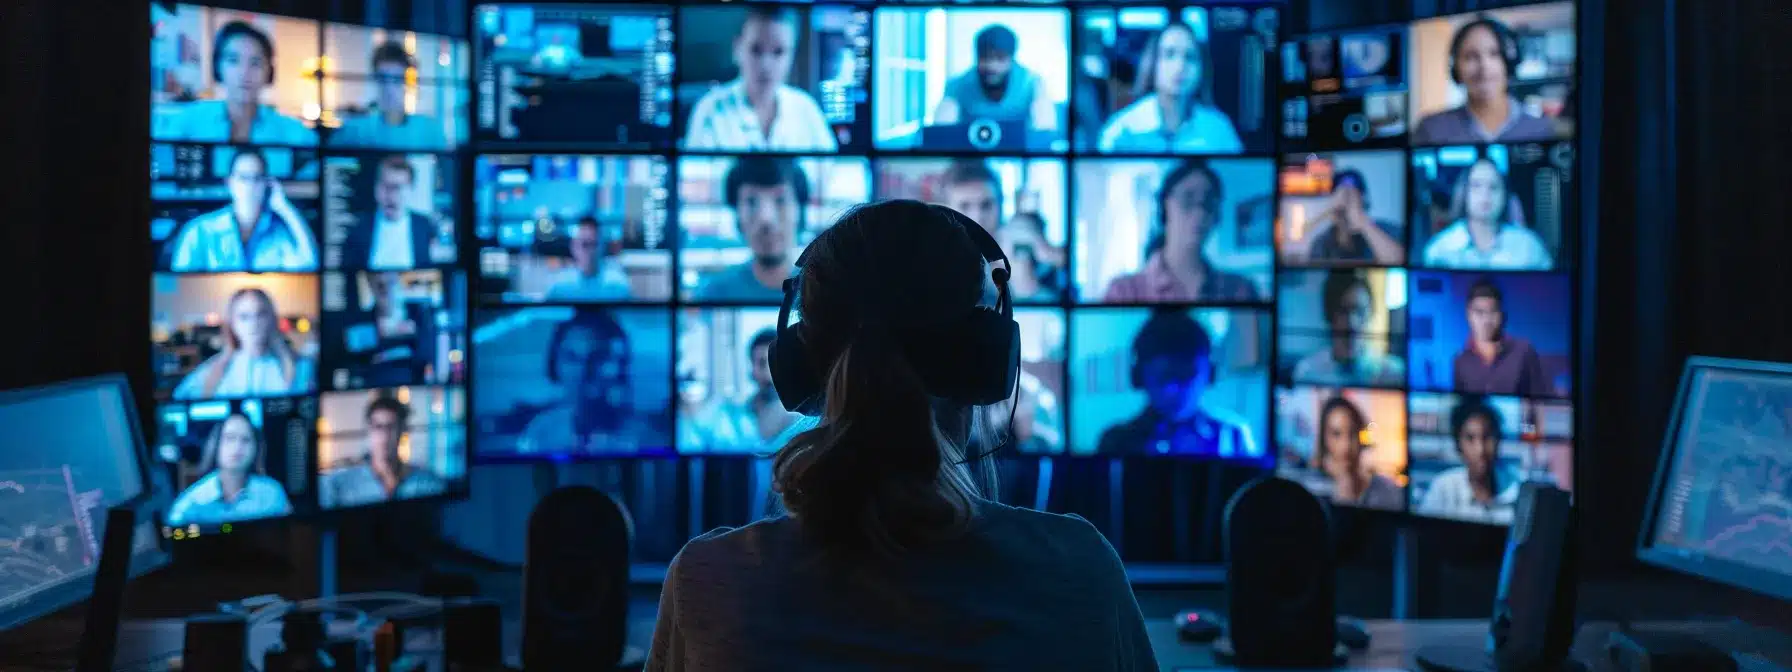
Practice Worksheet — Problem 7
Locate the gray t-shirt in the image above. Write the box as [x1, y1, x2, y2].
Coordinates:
[647, 500, 1159, 671]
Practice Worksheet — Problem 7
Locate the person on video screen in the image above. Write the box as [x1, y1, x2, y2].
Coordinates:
[174, 288, 318, 401]
[320, 395, 448, 508]
[1420, 158, 1551, 270]
[353, 272, 428, 384]
[684, 328, 801, 452]
[166, 411, 293, 526]
[1292, 270, 1406, 387]
[989, 372, 1063, 454]
[159, 21, 317, 145]
[1097, 310, 1257, 458]
[167, 147, 318, 273]
[1453, 278, 1549, 397]
[1411, 17, 1556, 146]
[519, 311, 662, 454]
[1293, 170, 1404, 265]
[329, 42, 449, 150]
[1312, 396, 1402, 510]
[545, 216, 632, 301]
[1104, 161, 1260, 303]
[939, 161, 1065, 301]
[684, 7, 836, 152]
[339, 156, 441, 271]
[932, 25, 1056, 132]
[1096, 21, 1242, 154]
[694, 157, 809, 302]
[1416, 397, 1521, 523]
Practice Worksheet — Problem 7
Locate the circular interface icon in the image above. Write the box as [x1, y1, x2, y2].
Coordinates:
[969, 119, 1002, 150]
[1342, 114, 1370, 143]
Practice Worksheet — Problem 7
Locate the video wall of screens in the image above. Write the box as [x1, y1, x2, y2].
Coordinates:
[1274, 1, 1579, 527]
[149, 3, 472, 538]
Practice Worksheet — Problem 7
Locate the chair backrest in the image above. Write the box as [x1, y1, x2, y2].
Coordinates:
[1223, 476, 1337, 668]
[522, 485, 633, 670]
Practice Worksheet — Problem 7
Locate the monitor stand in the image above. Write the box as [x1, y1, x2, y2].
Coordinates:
[288, 522, 338, 600]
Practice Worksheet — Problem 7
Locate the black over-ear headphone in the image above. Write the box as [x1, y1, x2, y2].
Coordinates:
[1447, 17, 1520, 85]
[768, 205, 1020, 417]
[212, 21, 277, 86]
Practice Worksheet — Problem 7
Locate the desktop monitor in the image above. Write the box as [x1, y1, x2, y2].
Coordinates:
[0, 375, 170, 632]
[1638, 357, 1792, 603]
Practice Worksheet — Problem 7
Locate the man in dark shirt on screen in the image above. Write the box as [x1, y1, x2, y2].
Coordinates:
[341, 155, 445, 270]
[1096, 310, 1257, 459]
[1451, 278, 1549, 396]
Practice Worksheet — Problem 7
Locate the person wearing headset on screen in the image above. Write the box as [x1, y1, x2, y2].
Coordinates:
[647, 200, 1155, 670]
[931, 25, 1058, 132]
[1095, 310, 1256, 458]
[1453, 278, 1550, 397]
[1310, 396, 1402, 511]
[339, 155, 444, 271]
[545, 216, 632, 301]
[328, 42, 450, 151]
[682, 328, 802, 453]
[693, 157, 809, 302]
[174, 288, 318, 401]
[683, 7, 836, 152]
[519, 310, 665, 455]
[158, 21, 317, 145]
[1292, 270, 1406, 387]
[166, 412, 293, 526]
[1410, 17, 1557, 146]
[1292, 169, 1405, 265]
[1415, 397, 1521, 524]
[1095, 21, 1243, 154]
[1419, 158, 1552, 270]
[320, 395, 447, 508]
[167, 147, 319, 273]
[1103, 160, 1260, 302]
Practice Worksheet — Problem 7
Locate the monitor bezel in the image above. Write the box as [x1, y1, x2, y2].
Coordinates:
[1634, 355, 1792, 604]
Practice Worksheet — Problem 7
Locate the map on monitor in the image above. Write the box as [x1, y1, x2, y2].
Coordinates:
[1639, 357, 1792, 604]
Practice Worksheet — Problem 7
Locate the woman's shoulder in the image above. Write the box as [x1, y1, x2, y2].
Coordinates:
[975, 501, 1120, 563]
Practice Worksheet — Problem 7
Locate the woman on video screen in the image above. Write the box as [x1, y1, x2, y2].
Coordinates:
[1418, 158, 1551, 270]
[1096, 21, 1242, 155]
[166, 412, 293, 526]
[158, 21, 317, 146]
[1313, 396, 1402, 510]
[683, 7, 836, 152]
[173, 288, 318, 400]
[167, 147, 318, 273]
[1410, 18, 1555, 146]
[1104, 161, 1259, 302]
[1416, 397, 1522, 524]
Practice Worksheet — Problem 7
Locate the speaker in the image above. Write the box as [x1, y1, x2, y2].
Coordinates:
[1221, 476, 1340, 668]
[181, 613, 247, 672]
[522, 486, 633, 672]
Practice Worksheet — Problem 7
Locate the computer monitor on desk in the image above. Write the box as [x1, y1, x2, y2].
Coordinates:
[1638, 357, 1792, 604]
[0, 374, 170, 631]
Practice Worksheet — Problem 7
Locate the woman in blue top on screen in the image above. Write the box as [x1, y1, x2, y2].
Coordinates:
[166, 412, 293, 526]
[647, 200, 1155, 670]
[1410, 18, 1557, 146]
[693, 157, 809, 303]
[518, 310, 667, 455]
[158, 21, 317, 146]
[1095, 310, 1257, 458]
[1095, 21, 1242, 155]
[174, 288, 317, 401]
[931, 25, 1058, 132]
[1415, 397, 1523, 524]
[167, 147, 319, 273]
[328, 42, 450, 151]
[684, 7, 837, 152]
[1419, 158, 1552, 270]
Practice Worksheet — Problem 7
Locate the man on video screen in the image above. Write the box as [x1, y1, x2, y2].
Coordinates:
[683, 7, 836, 152]
[330, 42, 450, 150]
[1292, 270, 1405, 386]
[168, 147, 318, 273]
[519, 310, 665, 454]
[341, 156, 443, 271]
[545, 217, 632, 301]
[684, 328, 800, 452]
[932, 25, 1055, 132]
[1416, 396, 1521, 523]
[320, 395, 446, 508]
[1097, 310, 1256, 458]
[1453, 278, 1548, 396]
[1294, 170, 1404, 265]
[693, 157, 809, 302]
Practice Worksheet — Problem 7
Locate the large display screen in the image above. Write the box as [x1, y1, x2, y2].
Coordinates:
[149, 3, 472, 538]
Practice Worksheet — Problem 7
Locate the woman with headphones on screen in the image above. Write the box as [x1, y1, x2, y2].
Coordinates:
[157, 21, 317, 145]
[647, 200, 1156, 671]
[1410, 17, 1557, 145]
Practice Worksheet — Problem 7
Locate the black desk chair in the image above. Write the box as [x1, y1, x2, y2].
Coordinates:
[522, 485, 644, 672]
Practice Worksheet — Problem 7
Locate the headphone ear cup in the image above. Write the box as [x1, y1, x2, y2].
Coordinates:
[769, 322, 821, 415]
[906, 309, 1018, 407]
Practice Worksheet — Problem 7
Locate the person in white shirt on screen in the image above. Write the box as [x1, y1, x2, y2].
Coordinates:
[340, 155, 443, 271]
[932, 25, 1057, 132]
[683, 7, 836, 152]
[1291, 270, 1406, 387]
[158, 21, 317, 146]
[174, 288, 318, 401]
[1416, 397, 1522, 524]
[693, 157, 809, 302]
[328, 42, 451, 151]
[1096, 21, 1243, 155]
[166, 412, 293, 526]
[1419, 158, 1552, 270]
[168, 147, 319, 273]
[545, 217, 632, 301]
[319, 395, 448, 508]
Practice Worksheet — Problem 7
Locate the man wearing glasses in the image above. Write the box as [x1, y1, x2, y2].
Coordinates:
[319, 394, 447, 509]
[341, 155, 449, 271]
[545, 216, 633, 301]
[328, 41, 450, 150]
